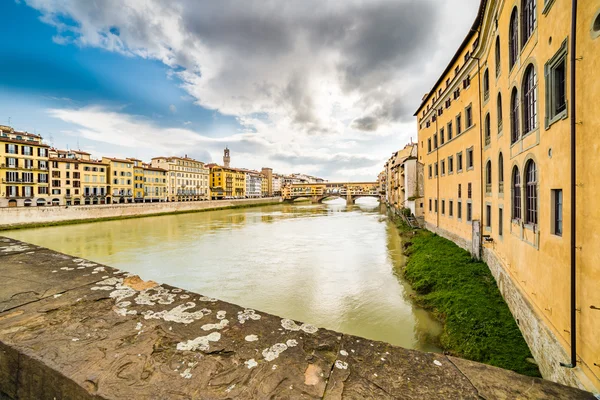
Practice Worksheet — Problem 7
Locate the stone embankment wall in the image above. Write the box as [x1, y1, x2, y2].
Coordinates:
[0, 237, 594, 399]
[424, 221, 592, 391]
[0, 198, 281, 229]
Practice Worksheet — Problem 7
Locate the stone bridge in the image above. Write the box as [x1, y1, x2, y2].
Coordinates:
[282, 182, 381, 205]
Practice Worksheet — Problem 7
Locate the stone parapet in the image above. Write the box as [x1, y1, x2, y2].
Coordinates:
[0, 237, 594, 399]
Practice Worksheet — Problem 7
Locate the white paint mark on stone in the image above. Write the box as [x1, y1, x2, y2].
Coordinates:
[53, 293, 63, 298]
[60, 267, 75, 271]
[238, 309, 261, 324]
[262, 343, 288, 361]
[433, 360, 442, 366]
[216, 310, 226, 320]
[340, 350, 348, 356]
[180, 368, 192, 379]
[335, 360, 348, 370]
[176, 332, 221, 352]
[71, 338, 80, 342]
[171, 288, 182, 293]
[272, 364, 278, 370]
[245, 335, 258, 342]
[0, 245, 30, 252]
[245, 358, 258, 369]
[134, 286, 176, 306]
[225, 384, 236, 393]
[142, 302, 210, 324]
[280, 318, 318, 334]
[135, 322, 143, 331]
[91, 286, 113, 291]
[201, 319, 229, 331]
[199, 296, 217, 302]
[373, 373, 378, 377]
[180, 294, 190, 299]
[286, 339, 298, 347]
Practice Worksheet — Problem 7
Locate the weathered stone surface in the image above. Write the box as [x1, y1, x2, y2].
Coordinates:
[0, 237, 595, 399]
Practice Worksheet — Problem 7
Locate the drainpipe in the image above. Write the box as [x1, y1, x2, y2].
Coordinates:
[561, 0, 578, 370]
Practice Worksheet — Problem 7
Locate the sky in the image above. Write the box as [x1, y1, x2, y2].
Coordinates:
[0, 0, 479, 181]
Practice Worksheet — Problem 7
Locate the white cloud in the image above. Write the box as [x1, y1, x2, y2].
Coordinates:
[169, 104, 177, 113]
[26, 0, 480, 180]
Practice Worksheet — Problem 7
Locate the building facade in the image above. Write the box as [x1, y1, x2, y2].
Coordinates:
[151, 156, 210, 202]
[261, 167, 273, 196]
[209, 165, 246, 199]
[0, 126, 50, 208]
[102, 157, 134, 204]
[245, 171, 263, 198]
[382, 144, 420, 215]
[142, 164, 167, 202]
[416, 0, 600, 391]
[272, 174, 283, 196]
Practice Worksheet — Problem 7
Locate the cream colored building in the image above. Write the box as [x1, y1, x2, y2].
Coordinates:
[142, 163, 167, 202]
[151, 156, 209, 201]
[0, 126, 50, 207]
[416, 0, 600, 391]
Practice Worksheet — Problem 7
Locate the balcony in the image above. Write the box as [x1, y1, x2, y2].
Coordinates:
[2, 178, 37, 184]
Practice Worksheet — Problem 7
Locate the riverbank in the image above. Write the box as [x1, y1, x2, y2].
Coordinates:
[0, 198, 282, 231]
[394, 217, 541, 378]
[0, 236, 592, 399]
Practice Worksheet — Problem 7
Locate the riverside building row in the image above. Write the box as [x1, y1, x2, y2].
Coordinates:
[414, 0, 599, 392]
[0, 128, 297, 207]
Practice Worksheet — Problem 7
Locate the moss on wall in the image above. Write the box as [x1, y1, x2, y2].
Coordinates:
[396, 218, 541, 377]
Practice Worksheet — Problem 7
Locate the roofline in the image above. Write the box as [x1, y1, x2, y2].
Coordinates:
[413, 0, 487, 116]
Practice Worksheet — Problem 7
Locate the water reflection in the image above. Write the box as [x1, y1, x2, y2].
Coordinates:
[6, 201, 442, 352]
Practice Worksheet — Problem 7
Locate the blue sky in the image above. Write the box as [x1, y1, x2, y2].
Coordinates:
[0, 0, 477, 180]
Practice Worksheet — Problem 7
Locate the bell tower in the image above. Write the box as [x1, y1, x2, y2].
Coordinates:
[223, 147, 230, 168]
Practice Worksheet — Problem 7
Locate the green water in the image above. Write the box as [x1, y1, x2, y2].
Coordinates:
[5, 199, 442, 352]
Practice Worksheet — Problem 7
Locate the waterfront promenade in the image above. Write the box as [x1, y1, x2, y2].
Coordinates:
[0, 197, 281, 230]
[0, 237, 593, 399]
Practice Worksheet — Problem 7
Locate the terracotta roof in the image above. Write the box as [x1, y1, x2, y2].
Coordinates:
[0, 137, 50, 147]
[102, 157, 134, 164]
[414, 0, 487, 115]
[49, 157, 107, 165]
[142, 166, 167, 172]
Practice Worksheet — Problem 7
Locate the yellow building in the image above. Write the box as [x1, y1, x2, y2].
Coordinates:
[209, 165, 246, 199]
[0, 125, 50, 207]
[382, 144, 422, 217]
[151, 156, 210, 202]
[142, 164, 167, 202]
[416, 0, 599, 391]
[102, 157, 134, 204]
[129, 158, 145, 202]
[49, 149, 108, 206]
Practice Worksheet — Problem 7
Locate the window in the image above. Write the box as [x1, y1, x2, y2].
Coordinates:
[428, 138, 432, 152]
[522, 65, 538, 134]
[484, 113, 491, 145]
[442, 200, 446, 215]
[434, 162, 439, 177]
[441, 160, 446, 175]
[6, 144, 17, 154]
[458, 184, 462, 198]
[447, 122, 453, 140]
[428, 165, 432, 178]
[495, 36, 501, 77]
[457, 152, 463, 171]
[449, 201, 453, 216]
[429, 199, 432, 211]
[463, 75, 471, 88]
[511, 88, 520, 143]
[467, 148, 474, 169]
[509, 9, 519, 69]
[458, 201, 462, 219]
[498, 153, 505, 193]
[468, 183, 472, 199]
[448, 156, 454, 173]
[434, 134, 438, 149]
[483, 69, 490, 100]
[545, 39, 568, 127]
[522, 0, 537, 46]
[525, 160, 538, 225]
[456, 114, 462, 134]
[485, 161, 492, 194]
[465, 106, 473, 128]
[467, 203, 473, 222]
[499, 208, 504, 236]
[552, 189, 563, 236]
[486, 205, 492, 227]
[440, 128, 445, 145]
[497, 93, 503, 132]
[512, 167, 522, 220]
[435, 199, 438, 212]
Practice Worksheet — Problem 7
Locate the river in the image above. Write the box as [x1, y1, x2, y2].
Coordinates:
[5, 199, 443, 352]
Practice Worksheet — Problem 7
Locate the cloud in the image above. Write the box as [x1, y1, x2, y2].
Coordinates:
[169, 104, 177, 113]
[25, 0, 481, 180]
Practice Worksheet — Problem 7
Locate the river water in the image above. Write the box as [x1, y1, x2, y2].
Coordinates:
[5, 199, 442, 352]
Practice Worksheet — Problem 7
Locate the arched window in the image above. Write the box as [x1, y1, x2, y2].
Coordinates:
[497, 93, 503, 131]
[483, 69, 490, 100]
[495, 36, 501, 76]
[522, 0, 537, 47]
[512, 166, 522, 220]
[486, 161, 492, 194]
[509, 9, 519, 69]
[525, 160, 538, 225]
[498, 153, 504, 193]
[484, 113, 491, 146]
[522, 65, 537, 134]
[511, 88, 520, 143]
